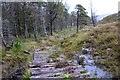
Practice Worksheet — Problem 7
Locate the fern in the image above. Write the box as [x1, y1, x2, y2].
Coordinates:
[11, 38, 22, 54]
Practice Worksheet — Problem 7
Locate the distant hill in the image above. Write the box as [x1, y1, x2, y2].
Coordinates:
[99, 13, 118, 24]
[97, 14, 110, 21]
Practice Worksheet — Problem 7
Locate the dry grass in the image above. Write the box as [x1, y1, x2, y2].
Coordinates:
[50, 24, 119, 77]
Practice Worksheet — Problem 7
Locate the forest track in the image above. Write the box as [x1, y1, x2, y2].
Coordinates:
[30, 44, 113, 79]
[29, 46, 66, 79]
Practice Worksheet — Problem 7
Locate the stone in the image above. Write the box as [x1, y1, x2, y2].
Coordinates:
[47, 58, 54, 63]
[71, 60, 78, 65]
[81, 72, 90, 78]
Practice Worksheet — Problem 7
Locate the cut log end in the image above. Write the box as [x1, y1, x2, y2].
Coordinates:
[23, 50, 31, 54]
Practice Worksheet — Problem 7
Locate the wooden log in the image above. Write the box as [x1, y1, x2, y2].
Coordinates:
[23, 50, 30, 54]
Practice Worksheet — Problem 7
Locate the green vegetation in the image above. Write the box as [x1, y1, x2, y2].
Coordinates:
[48, 53, 59, 58]
[47, 23, 119, 77]
[75, 4, 91, 25]
[61, 73, 71, 79]
[2, 37, 40, 78]
[23, 53, 32, 79]
[2, 24, 119, 78]
[2, 52, 28, 77]
[99, 13, 118, 24]
[2, 1, 119, 79]
[81, 26, 119, 77]
[80, 70, 88, 74]
[22, 37, 42, 51]
[11, 38, 22, 54]
[50, 27, 91, 59]
[0, 45, 2, 59]
[23, 69, 31, 79]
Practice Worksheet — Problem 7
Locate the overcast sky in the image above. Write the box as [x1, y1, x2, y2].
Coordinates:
[63, 0, 120, 16]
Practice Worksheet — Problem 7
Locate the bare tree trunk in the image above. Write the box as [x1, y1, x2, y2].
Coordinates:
[53, 22, 56, 32]
[90, 0, 96, 27]
[77, 11, 79, 33]
[25, 24, 29, 38]
[30, 3, 39, 42]
[14, 3, 19, 37]
[50, 17, 53, 35]
[43, 18, 47, 35]
[47, 2, 59, 36]
[33, 26, 39, 42]
[23, 2, 29, 38]
[33, 16, 39, 42]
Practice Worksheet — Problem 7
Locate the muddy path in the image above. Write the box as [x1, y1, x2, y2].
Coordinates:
[29, 45, 112, 79]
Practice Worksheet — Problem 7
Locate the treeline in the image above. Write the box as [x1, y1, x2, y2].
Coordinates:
[2, 2, 91, 47]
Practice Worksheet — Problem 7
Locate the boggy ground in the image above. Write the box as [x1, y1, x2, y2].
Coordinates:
[2, 23, 119, 79]
[30, 46, 113, 78]
[29, 23, 119, 78]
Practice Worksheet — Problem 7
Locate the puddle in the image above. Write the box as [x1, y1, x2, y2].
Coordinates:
[30, 46, 113, 78]
[76, 54, 113, 78]
[85, 65, 112, 78]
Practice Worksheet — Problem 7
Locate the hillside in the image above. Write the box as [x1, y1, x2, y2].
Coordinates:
[99, 13, 118, 24]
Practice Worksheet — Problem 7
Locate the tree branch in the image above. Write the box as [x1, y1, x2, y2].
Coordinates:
[52, 13, 57, 21]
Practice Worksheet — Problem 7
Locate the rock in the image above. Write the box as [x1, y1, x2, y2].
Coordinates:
[81, 72, 90, 78]
[0, 60, 3, 64]
[41, 64, 55, 68]
[56, 54, 66, 62]
[55, 60, 69, 68]
[29, 64, 41, 68]
[82, 47, 94, 54]
[82, 50, 88, 54]
[56, 57, 65, 61]
[106, 48, 111, 50]
[65, 66, 76, 73]
[77, 57, 85, 65]
[84, 60, 94, 65]
[47, 58, 54, 63]
[30, 72, 64, 78]
[68, 60, 72, 63]
[90, 36, 95, 39]
[49, 36, 55, 41]
[71, 60, 78, 65]
[34, 49, 41, 52]
[59, 54, 66, 58]
[6, 54, 11, 57]
[55, 47, 61, 52]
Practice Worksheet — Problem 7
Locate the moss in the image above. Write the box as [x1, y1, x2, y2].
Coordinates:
[23, 69, 31, 79]
[112, 45, 120, 52]
[62, 41, 73, 47]
[80, 70, 88, 74]
[58, 33, 88, 55]
[95, 59, 106, 65]
[76, 39, 85, 46]
[61, 73, 71, 79]
[39, 25, 119, 77]
[48, 53, 59, 58]
[81, 26, 119, 77]
[70, 33, 78, 38]
[93, 52, 100, 56]
[2, 47, 28, 77]
[23, 40, 41, 51]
